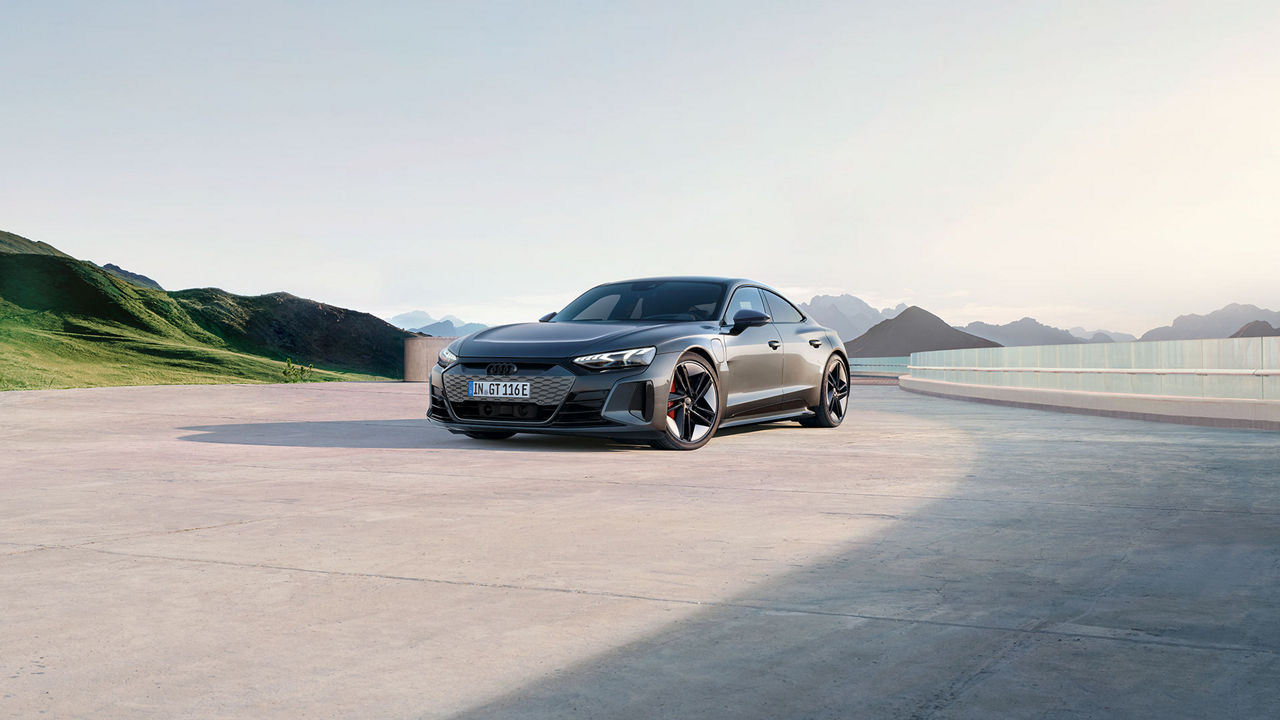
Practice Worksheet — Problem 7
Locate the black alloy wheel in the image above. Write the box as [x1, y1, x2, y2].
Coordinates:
[800, 354, 850, 428]
[651, 353, 721, 450]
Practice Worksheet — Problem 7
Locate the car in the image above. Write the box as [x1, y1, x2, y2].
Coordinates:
[427, 277, 851, 450]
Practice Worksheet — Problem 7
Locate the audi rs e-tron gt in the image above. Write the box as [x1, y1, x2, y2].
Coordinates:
[427, 277, 851, 450]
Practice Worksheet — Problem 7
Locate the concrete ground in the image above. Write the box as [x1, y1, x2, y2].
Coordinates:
[1, 382, 1277, 719]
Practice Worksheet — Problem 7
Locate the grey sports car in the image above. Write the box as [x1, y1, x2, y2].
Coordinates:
[427, 277, 850, 450]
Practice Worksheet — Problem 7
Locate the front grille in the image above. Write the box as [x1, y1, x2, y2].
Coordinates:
[436, 368, 623, 428]
[443, 374, 574, 406]
[552, 389, 614, 427]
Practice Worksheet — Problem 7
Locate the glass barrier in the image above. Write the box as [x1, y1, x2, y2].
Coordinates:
[909, 338, 1280, 400]
[848, 356, 911, 377]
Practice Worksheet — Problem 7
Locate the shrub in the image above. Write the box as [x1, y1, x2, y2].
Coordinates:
[282, 358, 315, 383]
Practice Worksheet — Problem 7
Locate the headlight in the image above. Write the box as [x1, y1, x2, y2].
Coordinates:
[573, 347, 656, 370]
[437, 346, 458, 368]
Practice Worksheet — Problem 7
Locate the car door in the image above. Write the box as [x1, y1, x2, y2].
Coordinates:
[719, 286, 784, 417]
[762, 288, 829, 408]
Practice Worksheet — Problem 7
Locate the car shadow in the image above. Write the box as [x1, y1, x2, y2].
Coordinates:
[713, 420, 798, 437]
[177, 417, 802, 452]
[177, 419, 643, 453]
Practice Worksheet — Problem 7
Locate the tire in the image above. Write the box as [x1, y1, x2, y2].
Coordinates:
[650, 353, 722, 450]
[464, 430, 517, 440]
[799, 354, 850, 428]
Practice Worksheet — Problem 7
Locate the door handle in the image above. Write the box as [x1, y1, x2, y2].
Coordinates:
[768, 340, 781, 350]
[809, 339, 823, 348]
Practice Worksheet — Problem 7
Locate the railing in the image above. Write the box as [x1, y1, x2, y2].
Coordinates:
[908, 338, 1280, 401]
[848, 356, 911, 378]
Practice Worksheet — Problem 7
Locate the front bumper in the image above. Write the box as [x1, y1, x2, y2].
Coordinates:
[426, 352, 680, 439]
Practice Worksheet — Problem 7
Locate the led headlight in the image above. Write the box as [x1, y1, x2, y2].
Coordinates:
[573, 346, 656, 370]
[437, 346, 458, 368]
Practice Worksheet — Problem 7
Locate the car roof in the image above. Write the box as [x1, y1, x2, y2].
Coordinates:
[596, 276, 779, 292]
[575, 276, 808, 322]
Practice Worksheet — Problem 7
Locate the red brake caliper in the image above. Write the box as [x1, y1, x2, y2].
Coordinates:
[668, 381, 678, 419]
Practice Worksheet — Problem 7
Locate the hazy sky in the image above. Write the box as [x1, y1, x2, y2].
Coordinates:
[3, 1, 1278, 334]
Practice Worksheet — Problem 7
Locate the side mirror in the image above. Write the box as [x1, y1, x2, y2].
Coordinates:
[538, 312, 556, 323]
[728, 309, 770, 335]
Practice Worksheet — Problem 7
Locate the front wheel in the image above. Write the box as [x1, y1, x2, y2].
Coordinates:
[650, 353, 721, 450]
[799, 354, 850, 428]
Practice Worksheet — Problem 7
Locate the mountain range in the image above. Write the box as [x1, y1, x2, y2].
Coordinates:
[0, 231, 410, 389]
[389, 310, 487, 337]
[1068, 326, 1137, 343]
[959, 318, 1084, 347]
[1139, 304, 1280, 342]
[811, 289, 1276, 347]
[830, 296, 1279, 359]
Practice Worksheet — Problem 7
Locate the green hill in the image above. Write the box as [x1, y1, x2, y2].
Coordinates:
[0, 239, 410, 390]
[0, 229, 74, 258]
[172, 288, 411, 377]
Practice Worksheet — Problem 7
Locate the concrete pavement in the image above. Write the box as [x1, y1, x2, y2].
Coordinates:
[1, 382, 1277, 718]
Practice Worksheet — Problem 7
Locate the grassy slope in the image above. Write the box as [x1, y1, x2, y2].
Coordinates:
[0, 254, 384, 390]
[0, 230, 74, 258]
[173, 288, 411, 377]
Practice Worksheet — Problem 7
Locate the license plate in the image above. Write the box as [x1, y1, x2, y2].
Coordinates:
[468, 380, 531, 399]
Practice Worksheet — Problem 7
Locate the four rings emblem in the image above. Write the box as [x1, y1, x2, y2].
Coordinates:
[486, 362, 518, 376]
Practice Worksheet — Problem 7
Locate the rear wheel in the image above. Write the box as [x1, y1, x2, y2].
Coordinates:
[651, 353, 721, 450]
[464, 430, 517, 440]
[800, 354, 850, 428]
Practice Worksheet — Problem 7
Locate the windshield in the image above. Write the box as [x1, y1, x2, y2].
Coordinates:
[554, 281, 727, 323]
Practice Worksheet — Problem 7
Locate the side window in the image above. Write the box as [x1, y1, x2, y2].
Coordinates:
[762, 290, 803, 323]
[724, 287, 767, 322]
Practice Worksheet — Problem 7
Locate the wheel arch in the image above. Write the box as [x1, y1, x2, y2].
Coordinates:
[679, 344, 718, 374]
[651, 343, 724, 451]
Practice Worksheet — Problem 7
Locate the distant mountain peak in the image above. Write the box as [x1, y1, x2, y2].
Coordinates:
[845, 306, 1000, 357]
[1230, 320, 1280, 338]
[388, 310, 436, 330]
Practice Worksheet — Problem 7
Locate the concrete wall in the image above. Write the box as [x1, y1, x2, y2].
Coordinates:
[404, 336, 457, 382]
[900, 337, 1280, 430]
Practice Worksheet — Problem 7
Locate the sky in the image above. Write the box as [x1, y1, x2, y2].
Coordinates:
[3, 1, 1278, 335]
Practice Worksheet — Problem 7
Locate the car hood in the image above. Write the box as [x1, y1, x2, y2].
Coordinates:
[455, 321, 710, 359]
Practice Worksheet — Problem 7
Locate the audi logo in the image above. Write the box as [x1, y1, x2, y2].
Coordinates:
[485, 362, 518, 376]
